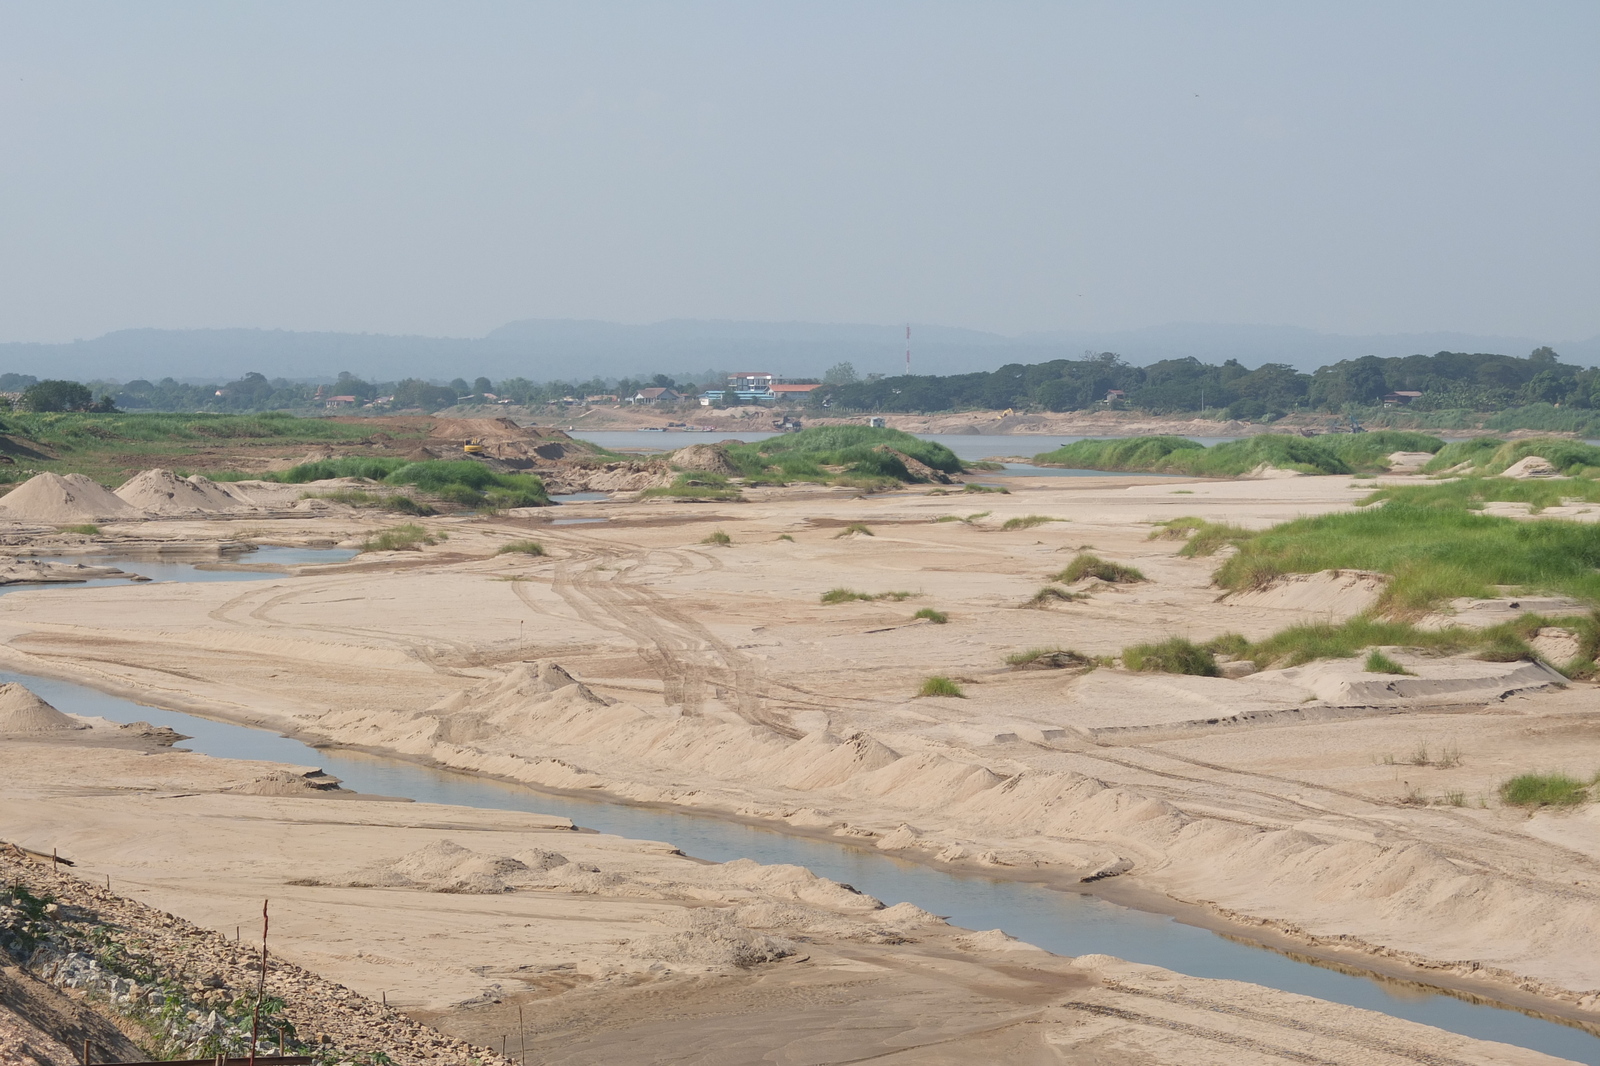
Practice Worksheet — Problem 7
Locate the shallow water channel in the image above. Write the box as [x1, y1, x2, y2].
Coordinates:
[6, 554, 1597, 1062]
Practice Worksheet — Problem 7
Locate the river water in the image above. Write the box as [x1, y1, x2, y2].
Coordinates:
[5, 553, 1595, 1063]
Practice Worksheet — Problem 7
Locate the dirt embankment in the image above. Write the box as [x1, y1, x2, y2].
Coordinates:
[0, 846, 514, 1066]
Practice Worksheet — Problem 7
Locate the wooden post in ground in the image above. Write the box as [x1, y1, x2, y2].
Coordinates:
[248, 899, 269, 1066]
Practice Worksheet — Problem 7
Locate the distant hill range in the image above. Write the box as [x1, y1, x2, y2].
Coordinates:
[2, 319, 1595, 383]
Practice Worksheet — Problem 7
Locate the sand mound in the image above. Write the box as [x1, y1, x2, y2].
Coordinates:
[1502, 455, 1559, 478]
[630, 909, 794, 968]
[227, 769, 345, 795]
[0, 473, 141, 523]
[1530, 627, 1584, 665]
[1240, 463, 1304, 480]
[0, 683, 84, 733]
[669, 444, 741, 476]
[115, 469, 255, 515]
[1419, 595, 1587, 630]
[359, 840, 534, 894]
[1221, 569, 1387, 621]
[1386, 451, 1435, 472]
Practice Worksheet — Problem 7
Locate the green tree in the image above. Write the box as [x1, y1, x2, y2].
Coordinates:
[823, 362, 859, 385]
[21, 379, 94, 412]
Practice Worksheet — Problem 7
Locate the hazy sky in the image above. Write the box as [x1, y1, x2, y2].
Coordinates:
[0, 1, 1595, 343]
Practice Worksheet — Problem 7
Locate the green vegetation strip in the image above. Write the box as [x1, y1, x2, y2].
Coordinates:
[721, 426, 963, 488]
[256, 456, 549, 509]
[1034, 431, 1443, 477]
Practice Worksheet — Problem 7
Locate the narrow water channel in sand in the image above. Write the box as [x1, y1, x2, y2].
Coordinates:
[4, 557, 1596, 1063]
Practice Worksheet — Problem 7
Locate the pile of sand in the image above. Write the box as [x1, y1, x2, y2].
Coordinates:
[669, 444, 741, 476]
[227, 768, 345, 795]
[0, 473, 141, 523]
[1220, 569, 1388, 621]
[1386, 451, 1435, 472]
[1501, 455, 1560, 478]
[630, 909, 795, 967]
[114, 469, 255, 515]
[1241, 463, 1304, 480]
[357, 839, 562, 894]
[0, 683, 85, 733]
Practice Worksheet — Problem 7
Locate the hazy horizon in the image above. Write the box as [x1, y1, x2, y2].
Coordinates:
[1, 2, 1596, 351]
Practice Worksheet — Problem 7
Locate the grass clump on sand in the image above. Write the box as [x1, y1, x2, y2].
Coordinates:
[1035, 431, 1443, 477]
[1364, 650, 1412, 675]
[1001, 515, 1061, 531]
[722, 426, 963, 487]
[57, 523, 100, 535]
[1122, 637, 1218, 676]
[1199, 612, 1599, 675]
[820, 588, 915, 604]
[934, 511, 990, 524]
[361, 523, 439, 552]
[1055, 552, 1146, 584]
[917, 676, 966, 698]
[303, 488, 438, 515]
[1004, 647, 1092, 669]
[1023, 586, 1083, 608]
[777, 533, 795, 542]
[913, 607, 948, 624]
[1423, 436, 1600, 476]
[1363, 475, 1600, 515]
[269, 456, 550, 509]
[835, 522, 874, 538]
[702, 529, 732, 546]
[964, 483, 1009, 494]
[496, 540, 545, 556]
[640, 473, 743, 501]
[1499, 773, 1590, 808]
[1178, 498, 1600, 614]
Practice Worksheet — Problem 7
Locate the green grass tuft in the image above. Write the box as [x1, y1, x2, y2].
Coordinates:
[963, 483, 1009, 494]
[777, 533, 795, 542]
[361, 523, 438, 552]
[835, 522, 874, 538]
[1055, 552, 1146, 584]
[1499, 773, 1589, 808]
[917, 675, 966, 698]
[913, 607, 948, 624]
[1024, 585, 1083, 608]
[1000, 514, 1061, 531]
[821, 587, 915, 604]
[1122, 637, 1218, 676]
[57, 523, 100, 535]
[702, 529, 732, 546]
[640, 473, 743, 500]
[1364, 650, 1412, 675]
[496, 540, 545, 556]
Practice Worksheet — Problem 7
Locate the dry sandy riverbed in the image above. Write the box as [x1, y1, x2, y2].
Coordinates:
[1, 471, 1598, 1061]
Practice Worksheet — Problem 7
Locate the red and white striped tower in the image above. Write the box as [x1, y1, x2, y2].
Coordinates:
[905, 325, 911, 376]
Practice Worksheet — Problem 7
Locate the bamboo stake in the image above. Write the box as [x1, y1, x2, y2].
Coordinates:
[248, 900, 269, 1066]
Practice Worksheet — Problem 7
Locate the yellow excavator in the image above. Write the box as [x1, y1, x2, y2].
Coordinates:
[462, 438, 485, 455]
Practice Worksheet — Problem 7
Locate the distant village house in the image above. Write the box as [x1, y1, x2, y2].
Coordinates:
[1382, 391, 1423, 407]
[631, 387, 681, 404]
